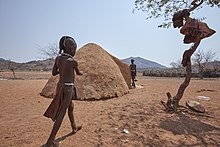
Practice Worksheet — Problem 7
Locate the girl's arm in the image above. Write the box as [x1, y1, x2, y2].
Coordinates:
[52, 57, 59, 76]
[74, 61, 83, 75]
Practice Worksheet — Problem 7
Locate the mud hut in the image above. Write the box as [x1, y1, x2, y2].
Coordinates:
[40, 43, 131, 100]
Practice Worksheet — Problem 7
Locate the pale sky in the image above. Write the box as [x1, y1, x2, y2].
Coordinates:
[0, 0, 219, 67]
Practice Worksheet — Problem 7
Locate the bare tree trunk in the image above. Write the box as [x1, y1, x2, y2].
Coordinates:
[163, 39, 201, 112]
[172, 60, 192, 111]
[199, 68, 204, 79]
[172, 39, 201, 112]
[11, 69, 16, 79]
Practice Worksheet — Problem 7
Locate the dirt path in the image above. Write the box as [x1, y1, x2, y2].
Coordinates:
[0, 76, 220, 147]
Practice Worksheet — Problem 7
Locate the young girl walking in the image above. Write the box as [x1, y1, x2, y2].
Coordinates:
[44, 36, 82, 147]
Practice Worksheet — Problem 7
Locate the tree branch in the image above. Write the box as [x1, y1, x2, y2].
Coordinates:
[189, 0, 204, 12]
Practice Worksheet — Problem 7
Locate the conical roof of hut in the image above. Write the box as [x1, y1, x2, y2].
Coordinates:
[40, 43, 131, 100]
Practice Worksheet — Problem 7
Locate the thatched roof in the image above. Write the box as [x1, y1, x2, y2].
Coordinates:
[40, 43, 131, 100]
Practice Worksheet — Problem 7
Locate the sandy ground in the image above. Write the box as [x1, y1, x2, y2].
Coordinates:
[0, 72, 220, 147]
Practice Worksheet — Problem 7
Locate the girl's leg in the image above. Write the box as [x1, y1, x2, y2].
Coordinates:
[45, 88, 72, 147]
[68, 101, 76, 131]
[68, 101, 82, 133]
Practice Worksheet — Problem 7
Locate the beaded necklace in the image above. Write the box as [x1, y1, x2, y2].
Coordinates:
[61, 52, 73, 58]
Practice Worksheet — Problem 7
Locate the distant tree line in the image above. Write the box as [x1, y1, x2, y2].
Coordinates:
[142, 65, 220, 78]
[143, 50, 220, 78]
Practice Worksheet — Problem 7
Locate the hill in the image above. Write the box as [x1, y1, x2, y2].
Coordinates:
[0, 56, 167, 71]
[122, 57, 166, 69]
[0, 58, 54, 71]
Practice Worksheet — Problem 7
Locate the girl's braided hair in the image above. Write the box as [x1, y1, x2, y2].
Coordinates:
[59, 36, 77, 54]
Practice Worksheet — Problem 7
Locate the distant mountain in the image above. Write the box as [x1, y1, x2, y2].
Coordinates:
[122, 57, 166, 69]
[0, 58, 54, 71]
[0, 56, 166, 71]
[1, 56, 219, 72]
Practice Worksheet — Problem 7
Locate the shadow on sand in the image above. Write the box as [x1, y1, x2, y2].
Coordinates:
[40, 131, 78, 147]
[160, 113, 220, 146]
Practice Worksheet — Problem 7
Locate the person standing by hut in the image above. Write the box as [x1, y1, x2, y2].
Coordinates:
[130, 59, 137, 88]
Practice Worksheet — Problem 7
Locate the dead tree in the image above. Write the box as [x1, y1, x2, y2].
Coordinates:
[193, 49, 216, 79]
[7, 60, 16, 79]
[168, 39, 201, 112]
[162, 0, 216, 112]
[37, 43, 59, 60]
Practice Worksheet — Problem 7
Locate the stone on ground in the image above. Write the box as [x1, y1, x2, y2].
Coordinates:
[186, 100, 205, 113]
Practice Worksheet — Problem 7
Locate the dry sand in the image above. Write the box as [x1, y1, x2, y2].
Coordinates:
[0, 72, 220, 147]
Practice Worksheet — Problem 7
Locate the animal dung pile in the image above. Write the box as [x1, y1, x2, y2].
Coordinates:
[40, 43, 131, 100]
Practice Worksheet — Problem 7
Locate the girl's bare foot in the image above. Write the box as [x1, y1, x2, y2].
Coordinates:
[45, 141, 59, 147]
[71, 126, 82, 134]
